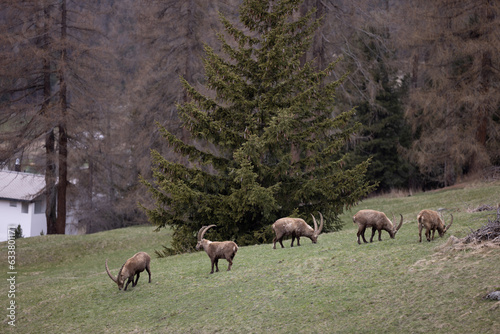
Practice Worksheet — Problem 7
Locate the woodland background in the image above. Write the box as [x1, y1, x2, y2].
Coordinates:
[1, 0, 499, 234]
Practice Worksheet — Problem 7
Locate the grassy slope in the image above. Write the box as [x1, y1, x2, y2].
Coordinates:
[1, 181, 499, 333]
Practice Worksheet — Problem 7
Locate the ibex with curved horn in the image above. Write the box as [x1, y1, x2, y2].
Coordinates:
[417, 209, 453, 242]
[105, 252, 151, 291]
[196, 225, 238, 274]
[272, 212, 324, 249]
[353, 210, 403, 244]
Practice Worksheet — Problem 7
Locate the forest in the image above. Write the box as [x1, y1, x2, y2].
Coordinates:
[0, 0, 499, 246]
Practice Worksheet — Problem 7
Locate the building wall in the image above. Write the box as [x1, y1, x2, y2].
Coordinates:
[0, 197, 46, 242]
[29, 196, 47, 237]
[0, 197, 81, 242]
[0, 170, 81, 241]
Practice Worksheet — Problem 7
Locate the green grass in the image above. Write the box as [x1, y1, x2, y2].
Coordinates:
[2, 181, 500, 333]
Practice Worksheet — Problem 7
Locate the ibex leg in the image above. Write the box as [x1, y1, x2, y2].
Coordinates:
[369, 227, 376, 242]
[124, 277, 133, 291]
[425, 229, 431, 242]
[357, 225, 368, 244]
[133, 272, 140, 286]
[273, 236, 285, 249]
[146, 265, 151, 283]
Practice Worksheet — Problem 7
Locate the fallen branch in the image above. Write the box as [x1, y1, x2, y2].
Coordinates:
[463, 208, 500, 244]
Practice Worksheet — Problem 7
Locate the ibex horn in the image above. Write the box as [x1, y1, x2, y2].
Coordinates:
[105, 259, 117, 283]
[311, 212, 324, 234]
[318, 212, 324, 233]
[312, 214, 318, 231]
[394, 214, 403, 233]
[197, 226, 205, 241]
[199, 224, 216, 241]
[444, 214, 453, 232]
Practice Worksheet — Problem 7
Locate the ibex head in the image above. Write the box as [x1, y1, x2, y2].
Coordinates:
[196, 224, 216, 250]
[389, 214, 404, 238]
[437, 213, 453, 237]
[106, 261, 130, 290]
[310, 212, 324, 243]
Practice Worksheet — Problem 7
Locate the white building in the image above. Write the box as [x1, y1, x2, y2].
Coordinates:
[0, 170, 78, 241]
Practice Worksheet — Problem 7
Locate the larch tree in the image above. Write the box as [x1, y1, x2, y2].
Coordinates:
[398, 0, 500, 185]
[0, 0, 57, 232]
[142, 0, 375, 252]
[0, 0, 115, 234]
[130, 0, 240, 167]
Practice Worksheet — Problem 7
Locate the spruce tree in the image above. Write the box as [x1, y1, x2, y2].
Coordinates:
[342, 27, 415, 192]
[142, 0, 376, 252]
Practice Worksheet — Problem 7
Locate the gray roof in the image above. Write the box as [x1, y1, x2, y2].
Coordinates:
[0, 170, 45, 201]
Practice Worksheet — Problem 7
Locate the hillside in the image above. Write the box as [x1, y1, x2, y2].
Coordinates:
[1, 181, 499, 333]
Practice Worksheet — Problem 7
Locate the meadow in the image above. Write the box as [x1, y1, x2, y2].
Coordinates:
[1, 180, 499, 333]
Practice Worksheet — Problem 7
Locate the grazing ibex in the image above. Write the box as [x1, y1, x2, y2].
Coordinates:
[196, 225, 238, 274]
[105, 252, 151, 291]
[352, 210, 403, 244]
[417, 209, 453, 242]
[272, 213, 324, 249]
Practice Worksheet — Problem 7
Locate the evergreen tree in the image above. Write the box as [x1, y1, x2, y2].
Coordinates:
[14, 225, 24, 239]
[342, 27, 416, 192]
[142, 0, 376, 252]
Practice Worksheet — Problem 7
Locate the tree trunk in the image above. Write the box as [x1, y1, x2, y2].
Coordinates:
[471, 2, 494, 173]
[312, 0, 325, 71]
[46, 129, 57, 234]
[41, 3, 57, 234]
[411, 53, 419, 89]
[476, 50, 492, 147]
[56, 0, 68, 235]
[56, 125, 68, 234]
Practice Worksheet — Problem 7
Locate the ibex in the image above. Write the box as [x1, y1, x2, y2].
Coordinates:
[417, 209, 453, 242]
[196, 225, 238, 274]
[352, 209, 403, 244]
[105, 252, 151, 291]
[272, 212, 324, 249]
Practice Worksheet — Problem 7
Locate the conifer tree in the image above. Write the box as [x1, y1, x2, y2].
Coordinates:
[342, 27, 415, 192]
[142, 0, 376, 252]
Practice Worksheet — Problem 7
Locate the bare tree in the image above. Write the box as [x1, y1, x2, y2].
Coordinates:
[396, 0, 500, 185]
[123, 0, 241, 218]
[0, 0, 117, 234]
[131, 0, 240, 152]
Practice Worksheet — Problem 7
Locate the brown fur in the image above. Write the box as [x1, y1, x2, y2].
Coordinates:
[352, 210, 403, 244]
[196, 225, 238, 274]
[105, 252, 151, 290]
[417, 209, 453, 242]
[272, 213, 324, 249]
